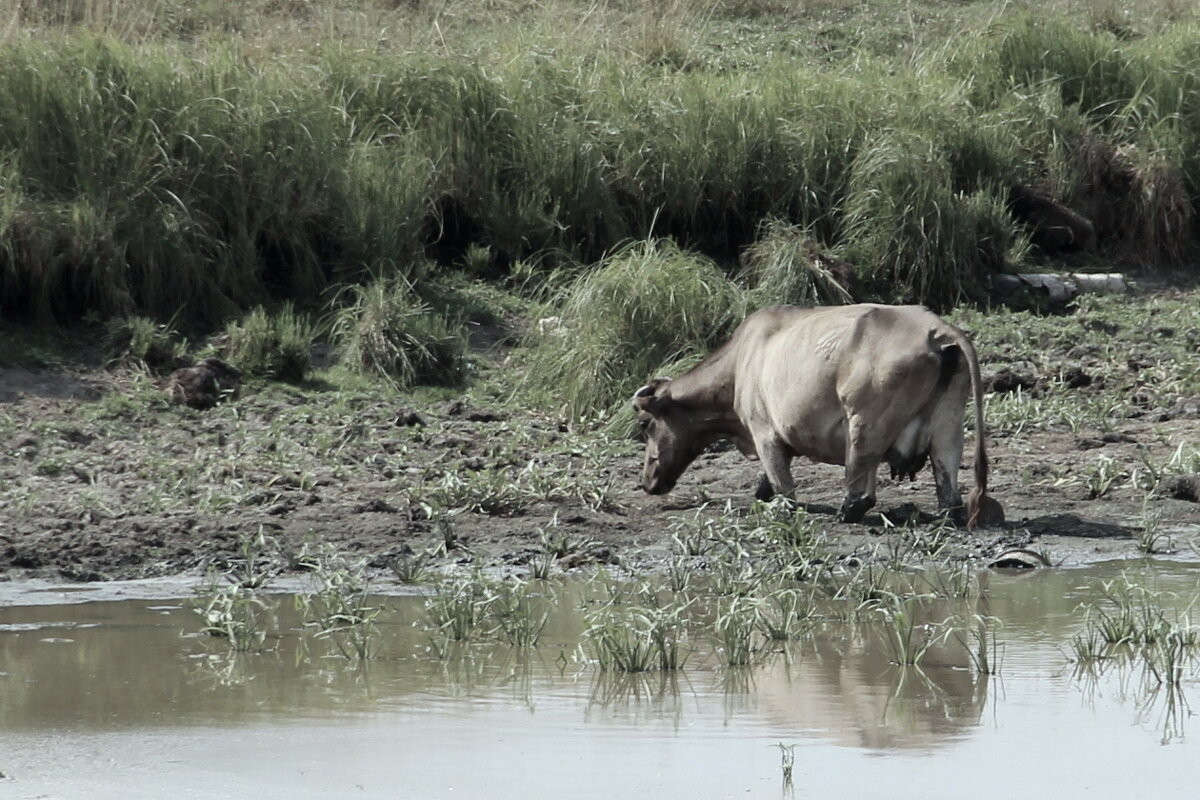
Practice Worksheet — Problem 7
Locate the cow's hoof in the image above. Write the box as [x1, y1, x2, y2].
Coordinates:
[949, 496, 1006, 528]
[973, 496, 1006, 528]
[837, 495, 875, 523]
[754, 474, 775, 501]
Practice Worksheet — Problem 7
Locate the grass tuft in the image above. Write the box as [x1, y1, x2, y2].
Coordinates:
[330, 276, 468, 390]
[521, 239, 739, 424]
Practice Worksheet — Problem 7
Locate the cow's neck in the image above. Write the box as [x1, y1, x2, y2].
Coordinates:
[668, 342, 736, 411]
[667, 346, 756, 456]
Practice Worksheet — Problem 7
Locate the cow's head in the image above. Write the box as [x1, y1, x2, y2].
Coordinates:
[632, 378, 713, 495]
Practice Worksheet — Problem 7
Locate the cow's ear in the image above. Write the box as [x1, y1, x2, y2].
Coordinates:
[632, 378, 670, 415]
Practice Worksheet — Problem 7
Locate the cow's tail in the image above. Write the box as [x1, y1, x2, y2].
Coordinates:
[956, 330, 989, 529]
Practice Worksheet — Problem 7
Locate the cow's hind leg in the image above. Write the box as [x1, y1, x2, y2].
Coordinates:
[929, 399, 967, 525]
[840, 415, 882, 523]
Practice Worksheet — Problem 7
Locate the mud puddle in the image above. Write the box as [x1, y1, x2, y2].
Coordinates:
[1, 560, 1198, 799]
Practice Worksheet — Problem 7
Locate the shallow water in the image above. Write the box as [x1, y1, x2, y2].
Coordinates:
[1, 560, 1198, 800]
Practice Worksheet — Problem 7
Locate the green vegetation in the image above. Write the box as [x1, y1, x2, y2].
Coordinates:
[3, 0, 1200, 412]
[222, 304, 316, 383]
[329, 277, 469, 389]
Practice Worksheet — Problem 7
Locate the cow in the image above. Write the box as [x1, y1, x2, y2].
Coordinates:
[632, 304, 1000, 527]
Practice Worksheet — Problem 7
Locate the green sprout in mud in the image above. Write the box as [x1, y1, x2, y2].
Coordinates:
[1083, 454, 1127, 499]
[1135, 494, 1173, 555]
[389, 548, 435, 584]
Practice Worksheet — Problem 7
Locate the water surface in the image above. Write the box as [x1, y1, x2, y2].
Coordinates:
[1, 560, 1197, 799]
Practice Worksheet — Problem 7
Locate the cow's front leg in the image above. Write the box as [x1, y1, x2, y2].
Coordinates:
[754, 473, 775, 501]
[841, 416, 882, 523]
[754, 435, 795, 501]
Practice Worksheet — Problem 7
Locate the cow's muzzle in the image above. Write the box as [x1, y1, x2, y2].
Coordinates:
[641, 477, 675, 495]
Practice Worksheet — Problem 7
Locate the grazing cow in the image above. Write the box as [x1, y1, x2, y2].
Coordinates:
[632, 304, 1000, 527]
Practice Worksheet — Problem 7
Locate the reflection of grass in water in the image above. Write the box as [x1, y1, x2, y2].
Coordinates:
[1068, 570, 1200, 742]
[775, 742, 796, 789]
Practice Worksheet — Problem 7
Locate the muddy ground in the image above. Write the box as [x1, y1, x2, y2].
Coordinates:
[1, 315, 1199, 586]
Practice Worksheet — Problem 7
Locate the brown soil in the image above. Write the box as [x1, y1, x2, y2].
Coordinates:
[1, 352, 1198, 586]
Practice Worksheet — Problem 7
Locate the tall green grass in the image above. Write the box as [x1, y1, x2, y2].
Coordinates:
[2, 6, 1200, 341]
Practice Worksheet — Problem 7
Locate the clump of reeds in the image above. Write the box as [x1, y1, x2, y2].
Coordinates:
[584, 599, 691, 672]
[297, 546, 382, 660]
[842, 130, 1011, 309]
[329, 276, 468, 389]
[103, 314, 186, 372]
[739, 219, 854, 308]
[221, 303, 315, 383]
[521, 239, 739, 423]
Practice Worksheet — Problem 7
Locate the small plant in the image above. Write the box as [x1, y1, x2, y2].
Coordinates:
[1067, 624, 1111, 666]
[1083, 455, 1126, 499]
[389, 548, 434, 584]
[879, 595, 948, 667]
[422, 469, 530, 517]
[222, 303, 315, 383]
[955, 614, 1004, 675]
[584, 601, 690, 672]
[425, 573, 490, 641]
[103, 315, 185, 371]
[822, 556, 894, 611]
[539, 515, 595, 560]
[193, 577, 269, 653]
[715, 596, 762, 667]
[296, 547, 381, 660]
[666, 555, 693, 594]
[668, 507, 720, 556]
[1135, 494, 1172, 555]
[756, 588, 816, 642]
[711, 558, 762, 598]
[227, 526, 276, 590]
[486, 579, 548, 647]
[434, 514, 463, 554]
[529, 551, 555, 580]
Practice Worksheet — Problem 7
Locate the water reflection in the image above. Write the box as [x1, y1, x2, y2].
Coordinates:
[0, 559, 1198, 800]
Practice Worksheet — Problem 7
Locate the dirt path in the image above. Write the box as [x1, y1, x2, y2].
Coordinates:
[2, 354, 1197, 584]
